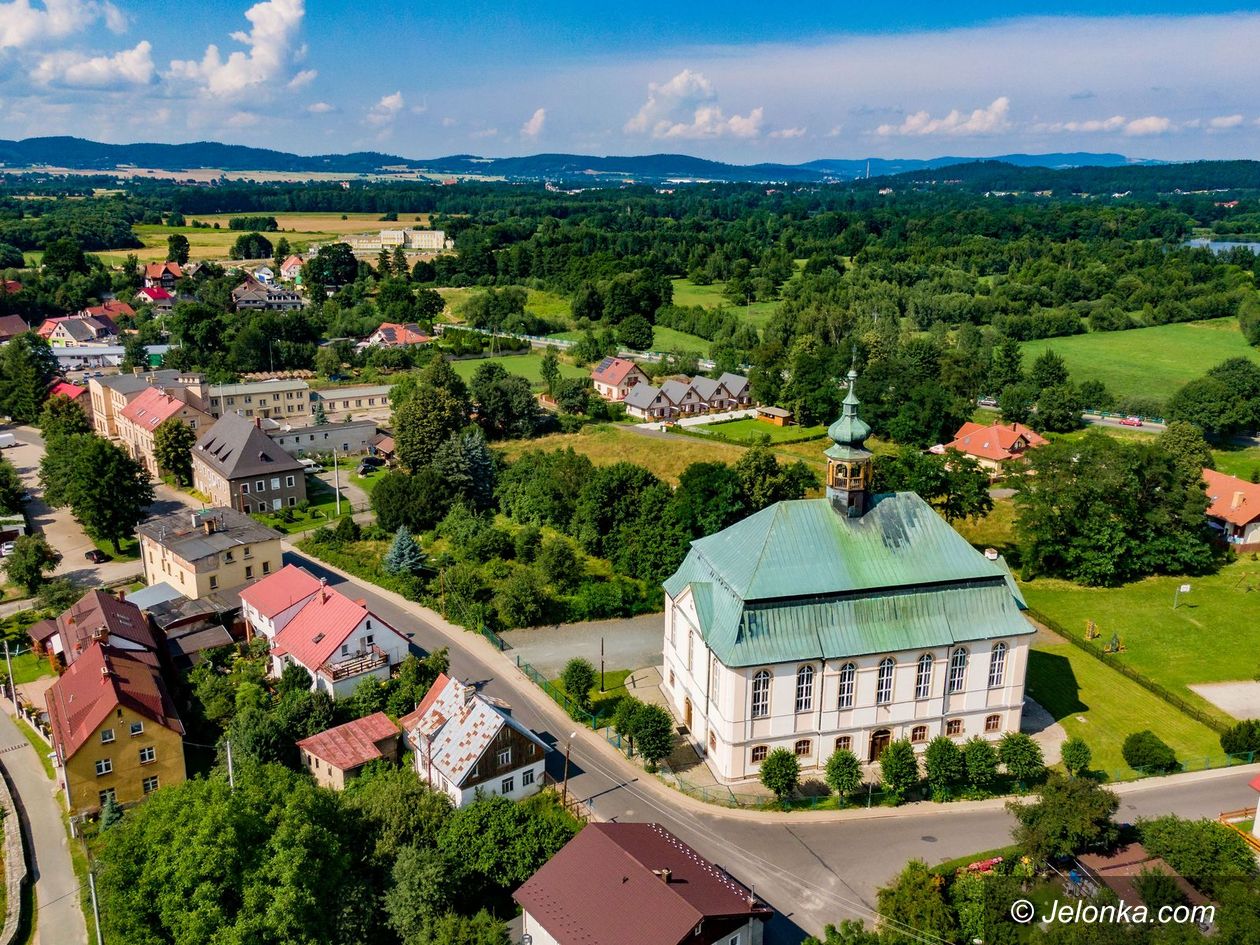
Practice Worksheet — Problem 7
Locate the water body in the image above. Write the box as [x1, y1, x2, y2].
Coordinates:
[1185, 238, 1260, 254]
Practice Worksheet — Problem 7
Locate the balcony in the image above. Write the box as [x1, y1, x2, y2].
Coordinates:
[323, 645, 388, 681]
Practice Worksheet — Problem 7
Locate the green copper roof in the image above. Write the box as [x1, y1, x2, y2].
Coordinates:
[826, 367, 871, 447]
[663, 493, 1032, 667]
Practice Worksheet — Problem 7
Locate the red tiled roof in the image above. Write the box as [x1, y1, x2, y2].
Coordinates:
[32, 589, 158, 663]
[1203, 468, 1260, 527]
[398, 671, 450, 733]
[238, 564, 323, 618]
[0, 315, 29, 340]
[45, 642, 183, 761]
[0, 280, 21, 295]
[82, 301, 134, 320]
[48, 381, 87, 402]
[591, 356, 641, 386]
[513, 823, 771, 945]
[946, 421, 1048, 462]
[271, 584, 405, 672]
[296, 712, 399, 771]
[281, 255, 304, 271]
[136, 287, 174, 302]
[144, 262, 183, 279]
[36, 316, 66, 337]
[119, 386, 190, 430]
[371, 322, 433, 346]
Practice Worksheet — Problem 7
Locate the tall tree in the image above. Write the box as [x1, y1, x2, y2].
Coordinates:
[39, 393, 91, 441]
[41, 434, 155, 552]
[1007, 773, 1119, 864]
[384, 526, 426, 576]
[167, 234, 190, 265]
[1, 534, 60, 594]
[0, 332, 56, 423]
[395, 386, 470, 471]
[153, 418, 197, 485]
[1029, 349, 1069, 391]
[539, 348, 560, 396]
[431, 428, 496, 511]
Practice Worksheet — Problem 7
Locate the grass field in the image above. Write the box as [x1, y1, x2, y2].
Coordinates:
[449, 353, 588, 388]
[1212, 444, 1260, 480]
[690, 418, 827, 444]
[1021, 319, 1260, 403]
[1026, 642, 1223, 778]
[440, 287, 572, 323]
[1022, 557, 1260, 722]
[547, 324, 712, 354]
[670, 277, 779, 330]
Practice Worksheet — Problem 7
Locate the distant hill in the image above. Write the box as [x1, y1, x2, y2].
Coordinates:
[0, 136, 1159, 183]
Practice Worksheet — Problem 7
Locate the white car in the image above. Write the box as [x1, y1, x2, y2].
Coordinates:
[0, 542, 14, 557]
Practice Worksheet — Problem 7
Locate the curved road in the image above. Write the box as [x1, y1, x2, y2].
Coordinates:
[286, 543, 1260, 944]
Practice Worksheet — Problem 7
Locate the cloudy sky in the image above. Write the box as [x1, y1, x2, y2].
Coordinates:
[3, 0, 1260, 162]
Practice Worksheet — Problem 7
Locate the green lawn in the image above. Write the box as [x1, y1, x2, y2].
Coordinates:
[690, 418, 828, 444]
[1021, 319, 1260, 404]
[1026, 642, 1223, 778]
[449, 353, 588, 388]
[670, 278, 779, 330]
[547, 325, 712, 355]
[349, 468, 387, 495]
[13, 717, 54, 780]
[1022, 556, 1260, 723]
[251, 477, 350, 532]
[9, 652, 52, 686]
[549, 668, 632, 722]
[1212, 445, 1260, 480]
[91, 534, 140, 561]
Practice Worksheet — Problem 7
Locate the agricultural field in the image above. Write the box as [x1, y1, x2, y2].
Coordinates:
[1020, 319, 1260, 403]
[449, 352, 588, 388]
[193, 211, 433, 233]
[670, 277, 786, 331]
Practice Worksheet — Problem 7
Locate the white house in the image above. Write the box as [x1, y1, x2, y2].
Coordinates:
[399, 674, 549, 808]
[590, 356, 650, 402]
[661, 367, 1034, 783]
[239, 564, 324, 641]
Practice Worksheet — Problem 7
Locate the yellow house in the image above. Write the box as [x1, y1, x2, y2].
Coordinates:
[45, 642, 186, 817]
[137, 507, 284, 599]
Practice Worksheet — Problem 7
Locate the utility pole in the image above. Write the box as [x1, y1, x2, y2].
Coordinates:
[332, 447, 341, 516]
[89, 869, 103, 945]
[561, 732, 576, 810]
[3, 640, 13, 704]
[599, 637, 605, 693]
[225, 739, 235, 791]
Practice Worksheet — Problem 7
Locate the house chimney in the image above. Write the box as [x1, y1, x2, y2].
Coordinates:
[255, 417, 261, 429]
[984, 547, 999, 561]
[203, 517, 215, 536]
[653, 869, 673, 884]
[320, 576, 329, 602]
[1232, 491, 1247, 511]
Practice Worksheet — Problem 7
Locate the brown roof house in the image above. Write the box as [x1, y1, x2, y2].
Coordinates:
[192, 411, 307, 514]
[514, 822, 773, 945]
[591, 356, 650, 402]
[297, 712, 401, 789]
[1203, 468, 1260, 551]
[942, 421, 1048, 475]
[399, 673, 549, 808]
[28, 589, 159, 671]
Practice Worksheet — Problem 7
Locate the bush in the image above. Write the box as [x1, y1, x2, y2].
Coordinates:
[633, 704, 675, 771]
[924, 736, 965, 799]
[559, 658, 596, 712]
[824, 748, 862, 800]
[759, 748, 800, 802]
[997, 732, 1045, 784]
[963, 737, 999, 792]
[1138, 815, 1260, 897]
[878, 739, 919, 803]
[1061, 737, 1092, 777]
[1220, 719, 1260, 757]
[1122, 730, 1179, 773]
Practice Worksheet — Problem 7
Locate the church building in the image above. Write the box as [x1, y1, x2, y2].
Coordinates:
[662, 368, 1034, 784]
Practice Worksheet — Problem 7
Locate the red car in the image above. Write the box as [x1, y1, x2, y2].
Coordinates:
[1119, 416, 1143, 427]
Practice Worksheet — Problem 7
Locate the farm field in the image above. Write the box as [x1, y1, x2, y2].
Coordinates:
[1020, 319, 1260, 403]
[439, 287, 572, 324]
[449, 353, 588, 388]
[670, 277, 780, 329]
[689, 417, 827, 444]
[194, 211, 433, 232]
[1021, 556, 1260, 723]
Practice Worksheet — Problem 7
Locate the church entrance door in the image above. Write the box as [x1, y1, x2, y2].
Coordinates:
[869, 729, 892, 762]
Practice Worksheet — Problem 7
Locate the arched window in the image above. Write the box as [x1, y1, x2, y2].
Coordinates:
[794, 665, 815, 713]
[837, 662, 856, 709]
[946, 719, 963, 736]
[794, 739, 812, 757]
[708, 731, 717, 751]
[915, 653, 933, 700]
[751, 670, 771, 719]
[835, 735, 852, 752]
[876, 658, 895, 705]
[985, 714, 1001, 733]
[687, 631, 694, 671]
[710, 655, 720, 703]
[988, 642, 1007, 688]
[947, 647, 969, 694]
[751, 745, 768, 763]
[911, 725, 928, 743]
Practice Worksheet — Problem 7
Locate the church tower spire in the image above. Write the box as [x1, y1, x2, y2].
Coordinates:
[825, 363, 872, 518]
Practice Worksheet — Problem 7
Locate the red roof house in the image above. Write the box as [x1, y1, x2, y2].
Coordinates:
[135, 287, 175, 306]
[0, 280, 21, 296]
[363, 322, 434, 348]
[297, 712, 401, 788]
[27, 589, 159, 669]
[591, 356, 649, 402]
[143, 261, 183, 289]
[0, 314, 30, 343]
[78, 301, 135, 321]
[1203, 468, 1260, 549]
[238, 564, 324, 640]
[514, 822, 773, 945]
[47, 380, 88, 405]
[944, 421, 1048, 471]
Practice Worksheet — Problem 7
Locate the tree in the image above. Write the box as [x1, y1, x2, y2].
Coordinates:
[560, 658, 596, 712]
[1061, 737, 1092, 777]
[1220, 719, 1260, 756]
[39, 393, 91, 441]
[384, 526, 426, 576]
[120, 332, 148, 372]
[879, 739, 919, 803]
[153, 418, 196, 485]
[540, 348, 561, 395]
[611, 695, 644, 755]
[759, 747, 800, 802]
[303, 242, 358, 288]
[963, 736, 999, 791]
[871, 448, 993, 522]
[492, 567, 550, 629]
[385, 844, 454, 942]
[876, 860, 957, 945]
[395, 385, 470, 471]
[733, 443, 818, 511]
[40, 435, 154, 552]
[1035, 383, 1082, 433]
[272, 236, 291, 268]
[1030, 349, 1069, 391]
[167, 234, 190, 265]
[1007, 773, 1119, 863]
[1, 534, 60, 594]
[314, 346, 343, 378]
[229, 231, 273, 260]
[552, 377, 591, 415]
[432, 428, 496, 511]
[1167, 375, 1238, 437]
[988, 336, 1024, 394]
[0, 458, 23, 513]
[616, 314, 654, 350]
[100, 793, 124, 829]
[1122, 730, 1179, 773]
[1138, 815, 1259, 897]
[468, 362, 540, 440]
[312, 400, 328, 425]
[997, 732, 1045, 784]
[924, 735, 965, 797]
[998, 382, 1037, 425]
[672, 461, 748, 538]
[633, 703, 675, 771]
[275, 662, 313, 698]
[1161, 420, 1215, 478]
[0, 332, 56, 423]
[824, 747, 862, 801]
[537, 537, 583, 591]
[344, 764, 452, 863]
[41, 237, 88, 279]
[801, 920, 880, 945]
[376, 248, 392, 277]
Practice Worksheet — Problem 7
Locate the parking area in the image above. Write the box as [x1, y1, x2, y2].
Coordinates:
[500, 613, 663, 677]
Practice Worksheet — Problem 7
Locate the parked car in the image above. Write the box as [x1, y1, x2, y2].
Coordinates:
[0, 542, 14, 557]
[1120, 416, 1144, 427]
[977, 397, 998, 408]
[0, 433, 17, 448]
[85, 549, 109, 563]
[359, 456, 384, 468]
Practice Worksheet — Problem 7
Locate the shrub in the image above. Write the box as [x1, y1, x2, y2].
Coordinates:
[963, 737, 999, 792]
[759, 748, 800, 802]
[824, 748, 862, 800]
[1122, 730, 1179, 773]
[633, 704, 675, 771]
[878, 739, 919, 803]
[1138, 815, 1260, 897]
[998, 732, 1046, 784]
[924, 736, 965, 799]
[559, 658, 596, 713]
[1061, 737, 1092, 777]
[1220, 719, 1260, 757]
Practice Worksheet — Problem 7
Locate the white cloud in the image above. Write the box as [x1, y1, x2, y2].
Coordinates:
[286, 68, 316, 91]
[1123, 115, 1172, 136]
[877, 96, 1011, 136]
[306, 100, 333, 113]
[769, 126, 806, 139]
[520, 106, 546, 139]
[365, 90, 404, 126]
[33, 40, 154, 89]
[167, 0, 307, 98]
[0, 0, 124, 50]
[226, 110, 260, 127]
[441, 116, 457, 127]
[1209, 113, 1244, 129]
[1032, 115, 1126, 133]
[626, 68, 763, 139]
[471, 127, 498, 139]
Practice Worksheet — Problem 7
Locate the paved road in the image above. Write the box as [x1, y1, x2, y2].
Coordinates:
[0, 704, 88, 945]
[284, 543, 1260, 943]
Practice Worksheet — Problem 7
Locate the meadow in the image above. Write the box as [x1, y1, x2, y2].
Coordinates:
[1020, 319, 1260, 403]
[448, 352, 588, 388]
[670, 278, 779, 330]
[688, 417, 828, 444]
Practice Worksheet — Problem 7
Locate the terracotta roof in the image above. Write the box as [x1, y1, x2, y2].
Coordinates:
[591, 357, 642, 386]
[48, 381, 87, 401]
[45, 642, 183, 761]
[136, 287, 174, 302]
[144, 262, 183, 279]
[946, 421, 1048, 462]
[271, 584, 405, 673]
[120, 386, 193, 430]
[297, 712, 399, 771]
[398, 671, 450, 733]
[31, 589, 158, 663]
[238, 564, 323, 618]
[1203, 468, 1260, 527]
[0, 315, 30, 340]
[370, 322, 433, 346]
[513, 823, 771, 945]
[0, 280, 20, 296]
[81, 301, 134, 320]
[281, 255, 304, 271]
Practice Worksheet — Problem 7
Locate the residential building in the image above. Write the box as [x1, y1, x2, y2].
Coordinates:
[45, 641, 185, 817]
[76, 301, 135, 321]
[143, 261, 183, 290]
[134, 287, 175, 312]
[192, 412, 307, 513]
[399, 673, 549, 808]
[1203, 468, 1260, 550]
[662, 368, 1033, 783]
[360, 322, 434, 349]
[623, 383, 674, 420]
[27, 589, 159, 670]
[41, 314, 119, 347]
[944, 421, 1048, 474]
[0, 314, 30, 344]
[116, 386, 213, 478]
[718, 372, 751, 405]
[370, 432, 396, 464]
[265, 417, 377, 456]
[251, 265, 275, 285]
[591, 356, 650, 402]
[137, 507, 284, 599]
[0, 280, 21, 297]
[125, 584, 234, 670]
[206, 377, 312, 422]
[345, 229, 447, 251]
[312, 385, 392, 422]
[239, 563, 323, 641]
[47, 380, 89, 411]
[87, 370, 206, 438]
[514, 822, 772, 945]
[660, 378, 705, 416]
[297, 713, 401, 789]
[269, 581, 411, 698]
[231, 277, 304, 311]
[279, 255, 304, 282]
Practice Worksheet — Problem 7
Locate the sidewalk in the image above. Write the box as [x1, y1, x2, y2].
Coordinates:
[0, 700, 88, 945]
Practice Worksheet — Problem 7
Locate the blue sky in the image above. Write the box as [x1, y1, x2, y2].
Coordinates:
[3, 0, 1260, 162]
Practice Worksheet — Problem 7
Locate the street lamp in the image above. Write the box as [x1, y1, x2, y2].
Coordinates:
[561, 731, 577, 810]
